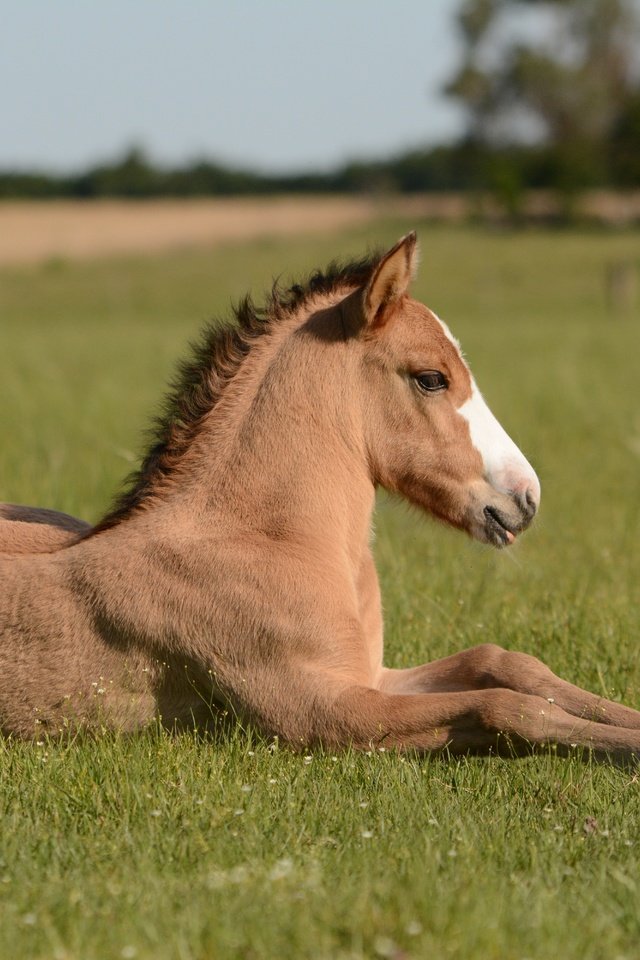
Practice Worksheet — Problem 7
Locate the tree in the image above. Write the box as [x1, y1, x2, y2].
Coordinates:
[447, 0, 640, 218]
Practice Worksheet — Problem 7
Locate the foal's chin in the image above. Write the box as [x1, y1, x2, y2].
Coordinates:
[467, 496, 536, 549]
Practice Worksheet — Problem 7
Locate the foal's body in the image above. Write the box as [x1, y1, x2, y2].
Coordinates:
[2, 234, 640, 758]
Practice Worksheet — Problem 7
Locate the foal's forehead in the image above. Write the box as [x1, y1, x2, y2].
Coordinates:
[416, 302, 461, 350]
[376, 297, 473, 403]
[390, 298, 466, 363]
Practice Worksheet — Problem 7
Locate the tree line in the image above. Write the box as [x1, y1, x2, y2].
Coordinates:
[2, 0, 638, 216]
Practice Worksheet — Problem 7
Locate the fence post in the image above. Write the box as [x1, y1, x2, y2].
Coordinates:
[606, 260, 637, 316]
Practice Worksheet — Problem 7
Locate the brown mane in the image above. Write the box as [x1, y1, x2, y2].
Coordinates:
[91, 250, 382, 533]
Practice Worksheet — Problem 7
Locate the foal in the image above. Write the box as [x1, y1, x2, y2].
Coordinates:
[1, 232, 640, 759]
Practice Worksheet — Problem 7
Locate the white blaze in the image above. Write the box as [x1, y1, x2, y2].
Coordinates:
[459, 380, 540, 505]
[433, 312, 541, 507]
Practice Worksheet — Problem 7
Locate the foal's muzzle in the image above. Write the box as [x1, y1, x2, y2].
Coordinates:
[482, 486, 538, 548]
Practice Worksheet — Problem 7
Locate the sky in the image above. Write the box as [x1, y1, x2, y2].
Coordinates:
[0, 1, 465, 174]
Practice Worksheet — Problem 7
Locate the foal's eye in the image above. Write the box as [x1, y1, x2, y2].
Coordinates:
[414, 370, 448, 393]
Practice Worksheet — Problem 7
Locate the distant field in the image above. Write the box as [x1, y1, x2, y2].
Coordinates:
[3, 192, 640, 267]
[1, 222, 640, 960]
[0, 196, 465, 266]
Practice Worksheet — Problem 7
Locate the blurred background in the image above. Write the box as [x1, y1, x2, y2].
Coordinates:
[2, 0, 640, 266]
[1, 0, 639, 516]
[1, 0, 639, 509]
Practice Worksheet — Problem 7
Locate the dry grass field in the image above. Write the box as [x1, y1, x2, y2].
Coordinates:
[0, 197, 375, 265]
[0, 196, 450, 266]
[3, 191, 639, 267]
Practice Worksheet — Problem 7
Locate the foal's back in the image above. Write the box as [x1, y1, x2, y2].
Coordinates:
[0, 504, 89, 554]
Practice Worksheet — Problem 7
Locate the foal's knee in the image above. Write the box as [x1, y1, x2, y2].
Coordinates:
[470, 644, 553, 694]
[463, 643, 507, 687]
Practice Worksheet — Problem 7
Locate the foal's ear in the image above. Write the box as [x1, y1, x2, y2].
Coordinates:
[363, 232, 418, 329]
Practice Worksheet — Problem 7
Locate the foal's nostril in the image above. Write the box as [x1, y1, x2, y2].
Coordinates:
[517, 488, 538, 521]
[514, 488, 537, 522]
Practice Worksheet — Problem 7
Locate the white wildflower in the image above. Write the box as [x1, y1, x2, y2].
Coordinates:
[373, 936, 397, 957]
[268, 858, 293, 881]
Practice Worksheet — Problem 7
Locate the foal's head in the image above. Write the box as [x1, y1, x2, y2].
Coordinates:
[351, 233, 539, 547]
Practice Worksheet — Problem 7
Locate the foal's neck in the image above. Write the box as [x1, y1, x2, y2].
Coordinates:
[185, 300, 375, 565]
[87, 296, 376, 581]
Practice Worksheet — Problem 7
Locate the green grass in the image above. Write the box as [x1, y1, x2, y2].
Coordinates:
[1, 222, 640, 960]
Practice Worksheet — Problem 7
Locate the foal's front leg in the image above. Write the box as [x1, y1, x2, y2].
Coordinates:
[380, 643, 640, 730]
[318, 684, 640, 762]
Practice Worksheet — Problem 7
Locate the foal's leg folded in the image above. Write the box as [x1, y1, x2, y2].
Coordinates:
[317, 685, 640, 762]
[379, 643, 640, 730]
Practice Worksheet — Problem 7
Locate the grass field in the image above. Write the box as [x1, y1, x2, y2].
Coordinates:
[1, 220, 640, 960]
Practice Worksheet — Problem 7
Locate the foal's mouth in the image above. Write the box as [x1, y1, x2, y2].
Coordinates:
[483, 506, 517, 547]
